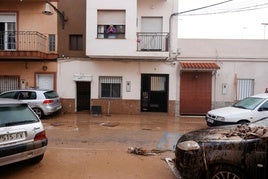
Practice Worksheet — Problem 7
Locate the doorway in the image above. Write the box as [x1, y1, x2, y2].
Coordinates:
[141, 74, 168, 112]
[76, 82, 91, 111]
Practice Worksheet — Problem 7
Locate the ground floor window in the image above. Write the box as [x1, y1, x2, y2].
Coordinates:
[99, 76, 122, 98]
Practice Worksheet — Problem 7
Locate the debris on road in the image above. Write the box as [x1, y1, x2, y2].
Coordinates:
[127, 147, 172, 156]
[99, 122, 120, 127]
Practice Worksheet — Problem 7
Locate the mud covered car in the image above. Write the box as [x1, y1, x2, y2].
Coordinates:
[175, 117, 268, 179]
[0, 99, 48, 166]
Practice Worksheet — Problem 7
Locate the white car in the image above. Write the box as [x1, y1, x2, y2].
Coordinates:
[206, 93, 268, 126]
[0, 98, 48, 166]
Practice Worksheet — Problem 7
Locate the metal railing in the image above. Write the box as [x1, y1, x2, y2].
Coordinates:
[137, 32, 169, 52]
[0, 31, 47, 53]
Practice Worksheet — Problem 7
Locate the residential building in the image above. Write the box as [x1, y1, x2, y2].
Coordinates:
[0, 0, 59, 92]
[57, 0, 179, 115]
[177, 39, 268, 115]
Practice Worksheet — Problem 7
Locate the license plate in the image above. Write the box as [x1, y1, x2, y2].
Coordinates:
[0, 132, 26, 143]
[207, 118, 214, 124]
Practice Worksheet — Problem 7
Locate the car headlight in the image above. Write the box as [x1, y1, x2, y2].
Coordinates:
[216, 116, 225, 121]
[177, 140, 200, 151]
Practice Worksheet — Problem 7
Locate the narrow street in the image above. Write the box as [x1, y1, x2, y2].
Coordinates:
[0, 113, 206, 179]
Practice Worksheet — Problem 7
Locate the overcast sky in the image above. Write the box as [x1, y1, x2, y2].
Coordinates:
[177, 0, 268, 39]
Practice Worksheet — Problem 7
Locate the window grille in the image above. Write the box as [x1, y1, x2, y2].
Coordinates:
[99, 76, 122, 98]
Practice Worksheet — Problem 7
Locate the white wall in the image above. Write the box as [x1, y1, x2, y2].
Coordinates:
[57, 59, 177, 100]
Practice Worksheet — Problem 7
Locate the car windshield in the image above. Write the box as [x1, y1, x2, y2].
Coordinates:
[0, 104, 39, 127]
[233, 97, 265, 110]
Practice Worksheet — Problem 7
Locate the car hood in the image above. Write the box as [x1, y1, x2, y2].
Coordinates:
[207, 106, 252, 118]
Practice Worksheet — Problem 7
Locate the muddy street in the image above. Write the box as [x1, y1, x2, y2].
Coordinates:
[0, 113, 206, 179]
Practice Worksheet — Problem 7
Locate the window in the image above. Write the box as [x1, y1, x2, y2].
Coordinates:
[97, 10, 125, 39]
[49, 34, 56, 52]
[0, 13, 16, 50]
[69, 34, 83, 50]
[99, 77, 122, 98]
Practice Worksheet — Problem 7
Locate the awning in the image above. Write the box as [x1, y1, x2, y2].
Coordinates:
[179, 61, 220, 71]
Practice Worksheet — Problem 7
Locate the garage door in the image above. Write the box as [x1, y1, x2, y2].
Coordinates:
[180, 72, 212, 115]
[36, 74, 54, 89]
[0, 76, 19, 93]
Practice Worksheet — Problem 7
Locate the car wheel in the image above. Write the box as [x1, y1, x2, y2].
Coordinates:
[211, 165, 244, 179]
[33, 108, 43, 118]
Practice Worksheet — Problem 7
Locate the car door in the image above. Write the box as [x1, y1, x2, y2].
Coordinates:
[255, 101, 268, 119]
[244, 137, 268, 178]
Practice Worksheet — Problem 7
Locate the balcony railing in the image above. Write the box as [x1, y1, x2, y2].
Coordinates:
[0, 31, 47, 53]
[137, 32, 169, 52]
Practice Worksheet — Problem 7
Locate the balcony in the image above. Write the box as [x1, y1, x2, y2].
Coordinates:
[137, 32, 169, 52]
[0, 31, 58, 60]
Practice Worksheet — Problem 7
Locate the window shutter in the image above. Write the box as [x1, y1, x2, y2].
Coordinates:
[98, 10, 125, 25]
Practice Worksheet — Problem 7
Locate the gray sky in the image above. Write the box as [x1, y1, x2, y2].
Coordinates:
[178, 0, 268, 39]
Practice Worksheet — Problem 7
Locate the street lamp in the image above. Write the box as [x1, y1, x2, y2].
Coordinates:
[42, 0, 67, 29]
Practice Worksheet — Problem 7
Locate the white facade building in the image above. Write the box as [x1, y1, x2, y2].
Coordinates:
[57, 0, 268, 116]
[177, 39, 268, 115]
[58, 0, 179, 115]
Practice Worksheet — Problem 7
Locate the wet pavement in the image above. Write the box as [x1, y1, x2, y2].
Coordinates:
[0, 112, 207, 179]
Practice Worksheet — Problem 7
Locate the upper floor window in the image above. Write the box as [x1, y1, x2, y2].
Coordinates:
[69, 34, 83, 50]
[49, 34, 56, 52]
[97, 10, 125, 39]
[0, 13, 16, 50]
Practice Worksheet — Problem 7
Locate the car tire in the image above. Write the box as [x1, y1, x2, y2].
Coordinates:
[210, 165, 244, 179]
[33, 108, 43, 119]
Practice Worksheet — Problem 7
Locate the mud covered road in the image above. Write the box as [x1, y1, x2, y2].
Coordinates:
[0, 113, 206, 179]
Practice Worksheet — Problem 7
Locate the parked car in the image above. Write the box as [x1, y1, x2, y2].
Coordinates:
[206, 93, 268, 126]
[0, 98, 48, 166]
[175, 117, 268, 179]
[0, 89, 62, 118]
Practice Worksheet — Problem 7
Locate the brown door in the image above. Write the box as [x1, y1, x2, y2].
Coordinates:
[180, 72, 212, 115]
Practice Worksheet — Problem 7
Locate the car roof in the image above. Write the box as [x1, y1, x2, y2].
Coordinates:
[251, 93, 268, 98]
[0, 98, 27, 105]
[1, 89, 54, 93]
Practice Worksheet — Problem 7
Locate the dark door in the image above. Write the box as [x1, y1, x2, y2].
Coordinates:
[0, 23, 5, 50]
[76, 82, 91, 111]
[141, 74, 168, 112]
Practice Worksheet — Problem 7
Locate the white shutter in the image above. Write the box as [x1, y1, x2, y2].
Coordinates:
[98, 10, 125, 25]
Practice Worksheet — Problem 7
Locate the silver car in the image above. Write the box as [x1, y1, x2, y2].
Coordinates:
[0, 89, 62, 118]
[0, 98, 48, 166]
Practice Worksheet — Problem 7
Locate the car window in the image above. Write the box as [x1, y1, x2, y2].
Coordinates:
[44, 91, 59, 99]
[0, 104, 39, 127]
[0, 91, 17, 99]
[18, 91, 36, 100]
[259, 101, 268, 111]
[233, 97, 265, 110]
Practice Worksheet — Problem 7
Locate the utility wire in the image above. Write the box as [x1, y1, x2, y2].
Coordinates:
[179, 0, 268, 16]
